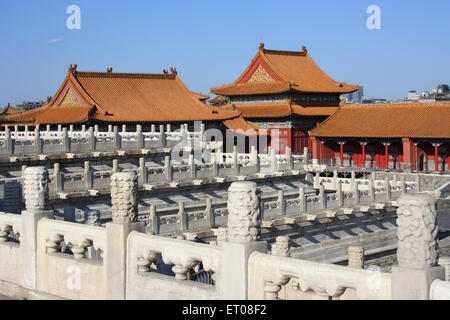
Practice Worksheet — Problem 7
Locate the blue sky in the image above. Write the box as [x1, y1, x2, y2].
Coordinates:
[0, 0, 449, 106]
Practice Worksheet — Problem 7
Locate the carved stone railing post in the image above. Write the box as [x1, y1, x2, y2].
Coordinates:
[189, 154, 197, 180]
[220, 181, 267, 299]
[22, 166, 54, 290]
[139, 157, 148, 184]
[178, 202, 188, 231]
[286, 146, 293, 170]
[348, 246, 364, 269]
[136, 125, 144, 149]
[5, 127, 13, 155]
[113, 126, 121, 150]
[319, 185, 326, 209]
[159, 125, 166, 147]
[106, 171, 144, 300]
[353, 182, 360, 205]
[149, 204, 159, 234]
[392, 194, 445, 300]
[62, 127, 70, 153]
[206, 198, 215, 227]
[112, 159, 119, 173]
[34, 126, 42, 154]
[368, 178, 375, 202]
[278, 190, 286, 216]
[84, 161, 93, 190]
[273, 236, 290, 257]
[88, 127, 96, 152]
[299, 186, 307, 213]
[337, 180, 343, 207]
[54, 163, 63, 192]
[385, 176, 391, 200]
[401, 175, 406, 193]
[165, 155, 173, 181]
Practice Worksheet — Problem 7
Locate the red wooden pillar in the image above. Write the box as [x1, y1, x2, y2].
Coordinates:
[362, 142, 366, 168]
[434, 143, 439, 172]
[319, 141, 324, 165]
[413, 143, 417, 171]
[340, 142, 344, 168]
[384, 142, 389, 170]
[311, 137, 320, 163]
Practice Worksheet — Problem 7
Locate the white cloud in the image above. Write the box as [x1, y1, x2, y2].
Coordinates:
[48, 38, 63, 44]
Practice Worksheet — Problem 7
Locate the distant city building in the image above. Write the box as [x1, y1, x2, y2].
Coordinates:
[16, 101, 45, 111]
[342, 86, 363, 103]
[361, 97, 387, 104]
[408, 84, 450, 103]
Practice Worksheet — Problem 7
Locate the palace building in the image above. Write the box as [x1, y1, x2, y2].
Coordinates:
[2, 65, 255, 135]
[211, 43, 358, 154]
[309, 102, 450, 172]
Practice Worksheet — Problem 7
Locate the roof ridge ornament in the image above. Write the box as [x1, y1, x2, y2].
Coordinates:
[259, 43, 265, 51]
[46, 96, 52, 103]
[301, 46, 308, 55]
[106, 67, 113, 73]
[68, 64, 78, 74]
[163, 69, 169, 75]
[170, 67, 177, 76]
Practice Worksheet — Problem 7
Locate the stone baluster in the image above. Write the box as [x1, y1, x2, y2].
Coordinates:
[84, 161, 93, 190]
[264, 282, 282, 300]
[216, 227, 227, 246]
[54, 163, 63, 192]
[137, 249, 161, 273]
[45, 234, 64, 254]
[206, 198, 215, 227]
[278, 190, 286, 216]
[178, 202, 187, 231]
[392, 194, 445, 300]
[299, 186, 307, 213]
[251, 145, 258, 165]
[165, 155, 173, 181]
[139, 157, 148, 184]
[150, 124, 155, 133]
[0, 225, 12, 242]
[415, 174, 421, 192]
[71, 239, 92, 260]
[348, 246, 364, 269]
[84, 210, 101, 226]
